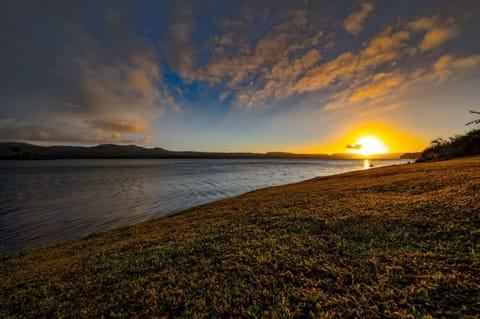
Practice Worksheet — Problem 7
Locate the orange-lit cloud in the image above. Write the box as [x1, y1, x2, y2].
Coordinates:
[159, 2, 473, 116]
[85, 120, 149, 133]
[409, 15, 460, 52]
[195, 8, 326, 108]
[348, 73, 404, 103]
[289, 26, 410, 99]
[138, 135, 154, 144]
[0, 118, 153, 145]
[434, 54, 480, 80]
[343, 0, 375, 35]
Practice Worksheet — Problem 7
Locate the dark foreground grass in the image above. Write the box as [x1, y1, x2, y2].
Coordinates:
[1, 158, 479, 318]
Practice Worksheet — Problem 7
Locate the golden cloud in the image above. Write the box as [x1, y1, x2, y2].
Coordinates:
[0, 118, 150, 145]
[293, 27, 410, 96]
[160, 4, 472, 113]
[435, 54, 480, 71]
[193, 10, 327, 108]
[85, 119, 149, 133]
[409, 16, 460, 52]
[348, 73, 404, 103]
[434, 54, 480, 80]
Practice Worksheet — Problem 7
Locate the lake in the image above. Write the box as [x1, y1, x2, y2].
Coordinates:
[0, 158, 408, 253]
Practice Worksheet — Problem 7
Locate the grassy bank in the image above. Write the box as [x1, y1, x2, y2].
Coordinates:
[1, 158, 479, 318]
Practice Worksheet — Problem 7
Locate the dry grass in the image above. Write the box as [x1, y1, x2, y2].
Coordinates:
[1, 157, 479, 318]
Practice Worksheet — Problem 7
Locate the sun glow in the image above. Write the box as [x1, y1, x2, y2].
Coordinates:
[350, 136, 388, 156]
[303, 122, 427, 155]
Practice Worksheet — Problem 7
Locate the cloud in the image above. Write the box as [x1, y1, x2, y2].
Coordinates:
[363, 27, 410, 57]
[162, 1, 197, 81]
[70, 38, 169, 118]
[348, 73, 404, 103]
[316, 11, 472, 113]
[0, 118, 152, 145]
[191, 5, 327, 108]
[434, 54, 480, 80]
[293, 27, 410, 96]
[85, 119, 149, 133]
[359, 103, 400, 117]
[274, 10, 468, 112]
[236, 48, 323, 108]
[346, 143, 362, 150]
[321, 62, 444, 112]
[409, 15, 460, 52]
[138, 135, 154, 144]
[435, 54, 480, 71]
[158, 2, 469, 113]
[203, 14, 323, 85]
[322, 50, 480, 114]
[0, 3, 174, 145]
[344, 0, 375, 35]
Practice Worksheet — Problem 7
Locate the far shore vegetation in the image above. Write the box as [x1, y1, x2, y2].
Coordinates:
[419, 128, 480, 162]
[418, 111, 480, 162]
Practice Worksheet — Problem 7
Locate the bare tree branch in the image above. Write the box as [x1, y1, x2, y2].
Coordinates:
[466, 110, 480, 125]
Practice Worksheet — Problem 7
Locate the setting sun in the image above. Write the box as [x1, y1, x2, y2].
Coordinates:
[349, 136, 388, 156]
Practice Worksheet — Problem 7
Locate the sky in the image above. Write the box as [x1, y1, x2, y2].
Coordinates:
[1, 0, 480, 154]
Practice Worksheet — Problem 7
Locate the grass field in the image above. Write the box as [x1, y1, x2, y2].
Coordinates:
[1, 157, 479, 318]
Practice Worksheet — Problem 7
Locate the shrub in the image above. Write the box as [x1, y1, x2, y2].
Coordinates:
[419, 129, 480, 161]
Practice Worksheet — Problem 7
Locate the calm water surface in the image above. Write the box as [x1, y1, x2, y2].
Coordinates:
[0, 158, 408, 253]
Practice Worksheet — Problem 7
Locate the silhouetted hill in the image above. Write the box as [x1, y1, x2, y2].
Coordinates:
[0, 143, 172, 159]
[0, 142, 412, 160]
[400, 152, 422, 159]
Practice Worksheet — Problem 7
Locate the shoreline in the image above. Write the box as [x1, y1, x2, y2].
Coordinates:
[0, 142, 419, 160]
[0, 158, 408, 255]
[1, 157, 479, 317]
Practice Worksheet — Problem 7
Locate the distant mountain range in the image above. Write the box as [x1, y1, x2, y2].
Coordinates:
[0, 142, 421, 160]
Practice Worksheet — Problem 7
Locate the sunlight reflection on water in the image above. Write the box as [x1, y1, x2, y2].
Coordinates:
[363, 159, 373, 169]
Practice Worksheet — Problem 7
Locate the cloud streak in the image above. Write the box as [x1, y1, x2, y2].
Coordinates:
[0, 118, 152, 145]
[435, 54, 480, 80]
[409, 15, 460, 52]
[344, 0, 375, 35]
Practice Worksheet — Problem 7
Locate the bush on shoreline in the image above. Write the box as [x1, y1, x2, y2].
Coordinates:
[418, 129, 480, 162]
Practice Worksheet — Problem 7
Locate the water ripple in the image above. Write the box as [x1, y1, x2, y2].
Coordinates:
[0, 158, 408, 253]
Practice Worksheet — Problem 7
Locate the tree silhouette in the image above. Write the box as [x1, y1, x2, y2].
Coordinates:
[466, 110, 480, 125]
